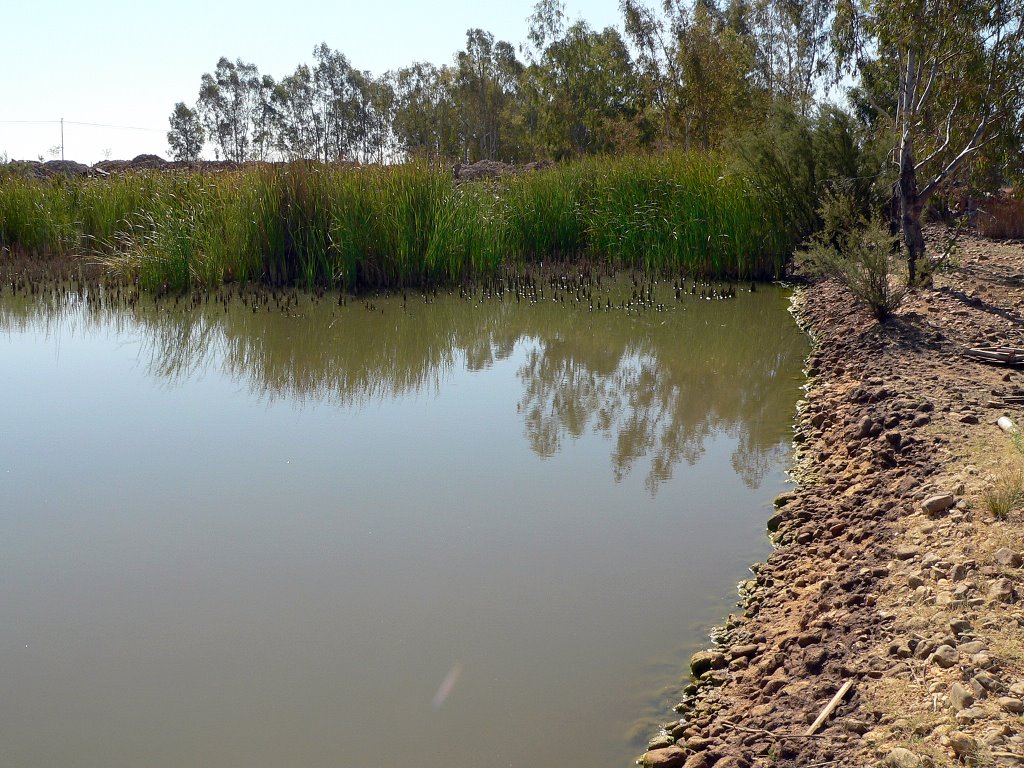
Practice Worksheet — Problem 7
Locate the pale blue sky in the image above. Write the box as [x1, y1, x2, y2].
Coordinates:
[1, 0, 623, 163]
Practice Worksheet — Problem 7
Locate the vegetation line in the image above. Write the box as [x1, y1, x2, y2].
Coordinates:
[0, 154, 788, 292]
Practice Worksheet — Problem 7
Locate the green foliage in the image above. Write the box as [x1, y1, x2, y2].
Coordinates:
[1, 155, 791, 292]
[797, 198, 907, 322]
[167, 103, 204, 162]
[737, 104, 884, 247]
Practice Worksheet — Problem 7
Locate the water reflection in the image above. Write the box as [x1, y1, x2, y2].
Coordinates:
[0, 283, 806, 495]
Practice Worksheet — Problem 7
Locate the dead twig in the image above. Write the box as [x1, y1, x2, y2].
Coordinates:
[806, 680, 855, 736]
[720, 719, 828, 741]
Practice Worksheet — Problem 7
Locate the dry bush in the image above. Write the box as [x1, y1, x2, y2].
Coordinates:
[978, 196, 1024, 239]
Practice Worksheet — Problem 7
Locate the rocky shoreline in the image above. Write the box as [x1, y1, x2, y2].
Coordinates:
[641, 229, 1024, 768]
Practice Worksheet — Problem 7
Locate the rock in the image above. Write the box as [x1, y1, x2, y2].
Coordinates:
[682, 755, 711, 768]
[948, 731, 978, 758]
[988, 578, 1015, 603]
[641, 746, 688, 768]
[689, 651, 727, 677]
[896, 546, 920, 560]
[908, 574, 926, 588]
[684, 736, 713, 752]
[998, 696, 1024, 714]
[922, 494, 955, 515]
[993, 547, 1023, 568]
[973, 672, 1000, 692]
[955, 706, 986, 724]
[1010, 682, 1024, 697]
[647, 734, 675, 750]
[950, 682, 975, 710]
[856, 416, 875, 439]
[885, 747, 925, 768]
[972, 652, 994, 669]
[959, 413, 980, 424]
[949, 618, 972, 636]
[773, 492, 797, 508]
[730, 644, 759, 659]
[958, 641, 987, 655]
[929, 645, 959, 668]
[713, 757, 750, 768]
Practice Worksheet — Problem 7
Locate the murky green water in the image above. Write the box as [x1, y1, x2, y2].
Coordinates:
[0, 281, 807, 768]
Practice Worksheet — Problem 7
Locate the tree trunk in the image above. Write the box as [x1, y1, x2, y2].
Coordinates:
[898, 136, 925, 286]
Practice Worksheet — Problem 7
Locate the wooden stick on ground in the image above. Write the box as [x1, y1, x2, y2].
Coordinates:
[805, 680, 854, 737]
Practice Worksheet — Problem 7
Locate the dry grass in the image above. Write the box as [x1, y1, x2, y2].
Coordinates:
[978, 197, 1024, 240]
[981, 464, 1024, 519]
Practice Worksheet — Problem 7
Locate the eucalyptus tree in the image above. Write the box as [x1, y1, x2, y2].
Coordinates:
[251, 74, 280, 161]
[525, 17, 640, 156]
[313, 43, 364, 162]
[392, 62, 464, 160]
[834, 0, 1024, 282]
[358, 74, 397, 163]
[620, 0, 758, 149]
[196, 57, 263, 162]
[166, 102, 204, 161]
[747, 0, 833, 114]
[274, 64, 324, 160]
[454, 29, 524, 161]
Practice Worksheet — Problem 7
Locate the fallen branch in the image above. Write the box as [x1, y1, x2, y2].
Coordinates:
[805, 680, 855, 736]
[720, 719, 827, 741]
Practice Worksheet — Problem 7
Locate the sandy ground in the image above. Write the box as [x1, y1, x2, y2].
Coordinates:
[641, 229, 1024, 768]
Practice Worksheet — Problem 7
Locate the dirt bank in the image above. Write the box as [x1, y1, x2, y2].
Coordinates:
[641, 229, 1024, 768]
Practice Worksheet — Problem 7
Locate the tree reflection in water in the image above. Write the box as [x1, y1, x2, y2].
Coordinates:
[0, 282, 807, 494]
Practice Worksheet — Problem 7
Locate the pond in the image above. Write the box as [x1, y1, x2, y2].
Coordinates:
[0, 278, 807, 768]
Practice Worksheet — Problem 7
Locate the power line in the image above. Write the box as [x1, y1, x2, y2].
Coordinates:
[0, 119, 164, 133]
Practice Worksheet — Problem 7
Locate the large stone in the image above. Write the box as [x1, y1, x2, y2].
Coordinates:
[998, 696, 1024, 714]
[647, 733, 675, 750]
[988, 578, 1015, 603]
[929, 645, 959, 668]
[958, 641, 987, 655]
[922, 494, 955, 515]
[689, 650, 727, 677]
[994, 547, 1023, 568]
[885, 747, 924, 768]
[948, 731, 978, 758]
[950, 682, 975, 710]
[641, 745, 688, 768]
[955, 706, 986, 724]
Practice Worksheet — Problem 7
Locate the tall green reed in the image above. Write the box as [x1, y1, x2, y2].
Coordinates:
[1, 154, 792, 292]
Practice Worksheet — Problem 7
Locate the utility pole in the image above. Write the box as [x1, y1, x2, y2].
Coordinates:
[60, 117, 64, 161]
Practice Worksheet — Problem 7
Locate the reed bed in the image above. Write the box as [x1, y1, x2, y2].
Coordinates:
[1, 155, 790, 292]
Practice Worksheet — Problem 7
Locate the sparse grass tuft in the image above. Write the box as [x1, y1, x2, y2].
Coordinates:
[982, 464, 1024, 519]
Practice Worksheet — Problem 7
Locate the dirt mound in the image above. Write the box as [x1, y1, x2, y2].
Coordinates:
[454, 159, 553, 181]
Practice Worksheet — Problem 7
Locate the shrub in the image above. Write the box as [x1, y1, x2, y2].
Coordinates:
[798, 196, 907, 322]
